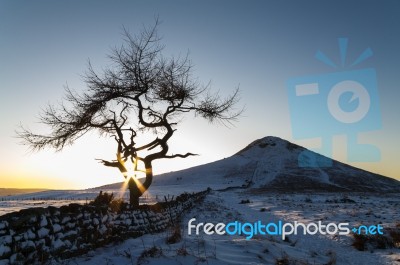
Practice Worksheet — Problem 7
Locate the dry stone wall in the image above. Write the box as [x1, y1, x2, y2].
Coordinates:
[0, 189, 209, 264]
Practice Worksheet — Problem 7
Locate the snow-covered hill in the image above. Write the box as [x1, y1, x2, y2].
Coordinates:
[3, 136, 398, 216]
[2, 136, 400, 264]
[104, 136, 400, 193]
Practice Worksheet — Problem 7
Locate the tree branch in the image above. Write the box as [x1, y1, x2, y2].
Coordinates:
[17, 19, 242, 181]
[163, 153, 198, 159]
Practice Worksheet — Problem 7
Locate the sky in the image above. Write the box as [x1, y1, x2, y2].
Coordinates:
[0, 0, 399, 189]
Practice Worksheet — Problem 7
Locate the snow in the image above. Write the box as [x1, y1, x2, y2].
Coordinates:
[8, 175, 386, 265]
[52, 224, 62, 233]
[37, 228, 50, 238]
[0, 222, 7, 230]
[0, 236, 11, 245]
[93, 218, 99, 225]
[61, 216, 71, 224]
[20, 240, 35, 249]
[53, 238, 65, 250]
[98, 225, 107, 235]
[101, 215, 108, 223]
[40, 215, 48, 227]
[24, 230, 36, 240]
[1, 136, 400, 264]
[64, 189, 399, 265]
[0, 245, 10, 256]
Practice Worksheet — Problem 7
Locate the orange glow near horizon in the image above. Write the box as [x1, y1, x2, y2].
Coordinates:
[0, 172, 74, 190]
[1, 159, 399, 190]
[1, 134, 399, 190]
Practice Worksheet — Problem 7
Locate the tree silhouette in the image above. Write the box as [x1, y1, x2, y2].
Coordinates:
[17, 21, 241, 207]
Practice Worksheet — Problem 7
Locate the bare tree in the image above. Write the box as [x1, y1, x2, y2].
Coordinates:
[17, 21, 241, 207]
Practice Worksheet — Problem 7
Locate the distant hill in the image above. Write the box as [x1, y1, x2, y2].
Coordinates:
[95, 136, 400, 193]
[0, 188, 49, 196]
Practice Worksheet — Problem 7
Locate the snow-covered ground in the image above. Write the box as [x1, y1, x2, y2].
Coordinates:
[0, 184, 210, 216]
[62, 189, 400, 265]
[2, 184, 399, 264]
[2, 137, 399, 264]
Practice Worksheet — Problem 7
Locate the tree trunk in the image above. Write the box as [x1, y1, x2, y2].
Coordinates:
[127, 161, 153, 208]
[128, 177, 140, 208]
[143, 161, 153, 192]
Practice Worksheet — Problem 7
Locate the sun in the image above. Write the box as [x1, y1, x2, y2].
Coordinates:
[123, 158, 146, 180]
[118, 158, 148, 198]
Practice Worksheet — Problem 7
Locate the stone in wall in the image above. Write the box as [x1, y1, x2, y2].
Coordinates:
[0, 189, 209, 264]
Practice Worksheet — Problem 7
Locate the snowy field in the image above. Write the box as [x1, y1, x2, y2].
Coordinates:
[0, 183, 212, 216]
[1, 137, 399, 264]
[63, 189, 400, 265]
[3, 186, 399, 264]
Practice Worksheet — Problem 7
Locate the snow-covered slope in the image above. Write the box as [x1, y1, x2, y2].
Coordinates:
[233, 136, 400, 192]
[106, 136, 400, 193]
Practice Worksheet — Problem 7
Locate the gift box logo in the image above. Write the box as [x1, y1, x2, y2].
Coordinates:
[287, 38, 381, 167]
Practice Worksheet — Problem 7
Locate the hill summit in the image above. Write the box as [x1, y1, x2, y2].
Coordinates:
[103, 136, 400, 193]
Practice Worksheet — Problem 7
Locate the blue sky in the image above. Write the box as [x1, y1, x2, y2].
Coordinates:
[1, 0, 399, 188]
